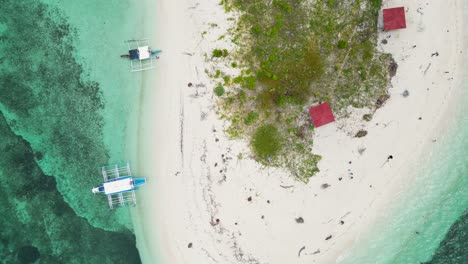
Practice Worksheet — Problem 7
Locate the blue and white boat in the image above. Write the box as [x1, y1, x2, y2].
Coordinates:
[92, 162, 147, 209]
[120, 38, 162, 72]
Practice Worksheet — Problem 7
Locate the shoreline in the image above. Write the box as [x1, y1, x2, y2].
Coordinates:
[132, 0, 467, 263]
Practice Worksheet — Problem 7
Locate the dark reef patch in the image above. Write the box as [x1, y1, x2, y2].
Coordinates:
[0, 0, 129, 230]
[17, 246, 40, 264]
[0, 114, 141, 263]
[0, 1, 141, 263]
[424, 210, 468, 264]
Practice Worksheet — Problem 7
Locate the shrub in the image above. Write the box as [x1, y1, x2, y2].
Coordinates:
[243, 75, 256, 90]
[214, 86, 225, 96]
[244, 111, 259, 125]
[251, 124, 283, 161]
[337, 40, 347, 49]
[212, 49, 223, 58]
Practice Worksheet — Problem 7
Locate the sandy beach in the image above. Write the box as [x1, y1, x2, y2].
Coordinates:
[132, 0, 467, 263]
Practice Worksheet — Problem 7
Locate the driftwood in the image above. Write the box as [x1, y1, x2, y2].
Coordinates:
[298, 246, 306, 257]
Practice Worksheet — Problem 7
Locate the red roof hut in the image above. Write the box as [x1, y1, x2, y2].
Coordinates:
[309, 102, 335, 128]
[383, 7, 406, 31]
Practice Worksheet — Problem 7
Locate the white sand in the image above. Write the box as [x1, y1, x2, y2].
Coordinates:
[132, 0, 467, 263]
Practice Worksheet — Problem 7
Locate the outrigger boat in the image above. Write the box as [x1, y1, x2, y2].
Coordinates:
[92, 162, 147, 209]
[121, 38, 162, 72]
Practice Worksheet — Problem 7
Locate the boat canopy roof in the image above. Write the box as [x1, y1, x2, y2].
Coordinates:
[137, 46, 150, 60]
[103, 177, 133, 195]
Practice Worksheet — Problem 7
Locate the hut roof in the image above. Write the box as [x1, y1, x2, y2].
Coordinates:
[309, 102, 335, 128]
[383, 7, 406, 31]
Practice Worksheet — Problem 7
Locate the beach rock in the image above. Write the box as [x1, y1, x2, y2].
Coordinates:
[376, 94, 390, 108]
[388, 58, 398, 77]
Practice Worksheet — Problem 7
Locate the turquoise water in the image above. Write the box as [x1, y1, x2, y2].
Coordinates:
[339, 46, 468, 264]
[0, 0, 144, 262]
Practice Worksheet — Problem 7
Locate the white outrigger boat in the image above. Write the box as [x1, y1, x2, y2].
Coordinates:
[92, 162, 147, 209]
[121, 38, 162, 72]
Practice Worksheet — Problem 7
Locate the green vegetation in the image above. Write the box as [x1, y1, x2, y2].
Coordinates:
[214, 86, 225, 96]
[251, 124, 283, 161]
[212, 0, 391, 182]
[212, 49, 229, 58]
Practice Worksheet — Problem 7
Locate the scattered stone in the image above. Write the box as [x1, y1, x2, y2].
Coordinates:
[348, 161, 352, 164]
[363, 114, 372, 121]
[188, 82, 193, 87]
[261, 215, 264, 219]
[381, 39, 388, 44]
[188, 243, 193, 248]
[247, 196, 252, 202]
[370, 185, 373, 188]
[215, 138, 219, 142]
[338, 177, 343, 181]
[235, 222, 238, 225]
[295, 217, 304, 224]
[340, 220, 345, 225]
[325, 235, 333, 240]
[321, 183, 330, 189]
[350, 176, 354, 179]
[402, 90, 410, 97]
[312, 249, 321, 255]
[418, 117, 422, 120]
[267, 200, 270, 204]
[355, 130, 368, 138]
[214, 163, 218, 167]
[388, 155, 393, 160]
[431, 51, 439, 57]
